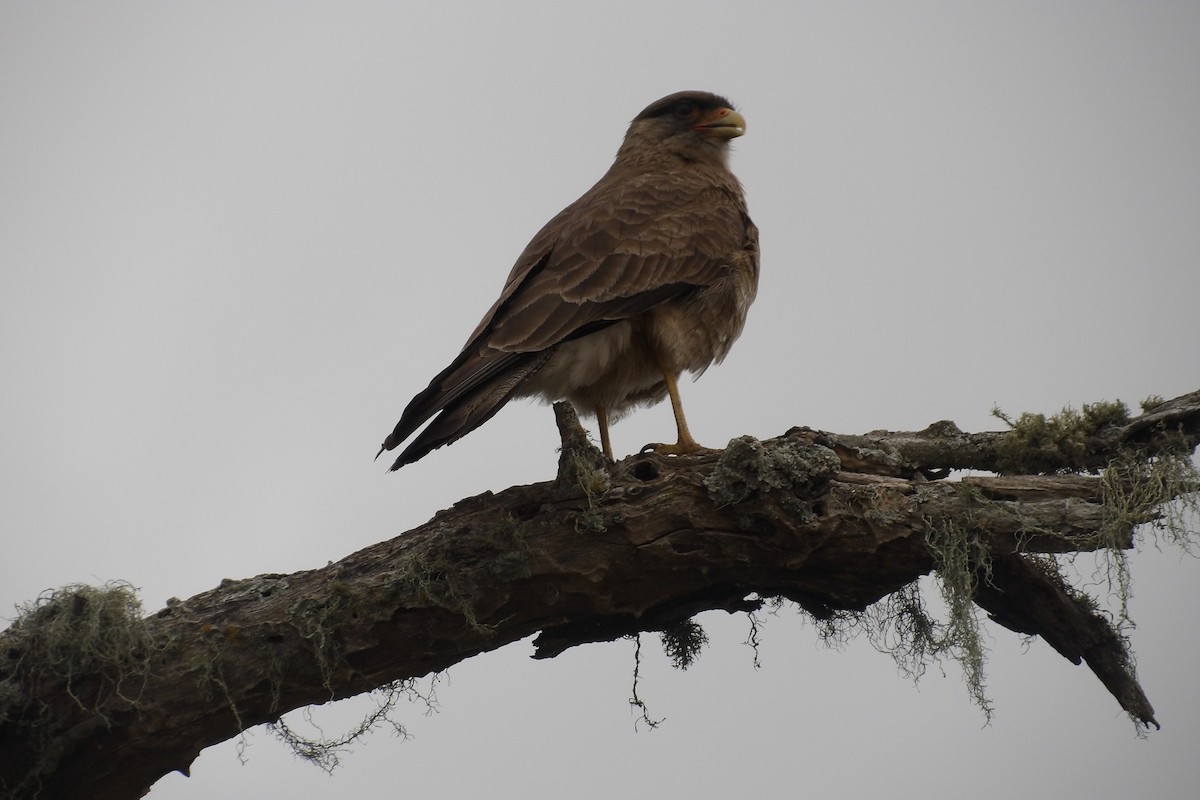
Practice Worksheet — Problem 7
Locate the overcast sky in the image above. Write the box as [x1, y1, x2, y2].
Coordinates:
[2, 3, 1198, 798]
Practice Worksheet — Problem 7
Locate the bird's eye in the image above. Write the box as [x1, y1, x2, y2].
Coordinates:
[674, 101, 695, 118]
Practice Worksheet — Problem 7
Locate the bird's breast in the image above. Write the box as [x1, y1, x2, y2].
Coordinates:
[648, 252, 758, 374]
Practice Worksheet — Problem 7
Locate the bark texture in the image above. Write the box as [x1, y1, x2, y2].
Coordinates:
[1, 389, 1197, 800]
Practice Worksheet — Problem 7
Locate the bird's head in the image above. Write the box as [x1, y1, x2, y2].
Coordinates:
[618, 90, 746, 168]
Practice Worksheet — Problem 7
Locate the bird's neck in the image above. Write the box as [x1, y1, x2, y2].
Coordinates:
[614, 132, 731, 172]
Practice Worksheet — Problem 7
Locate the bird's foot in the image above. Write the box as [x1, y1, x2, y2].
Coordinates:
[640, 439, 712, 457]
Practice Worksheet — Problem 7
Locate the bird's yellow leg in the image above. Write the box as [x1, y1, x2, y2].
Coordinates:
[597, 406, 614, 460]
[643, 364, 705, 456]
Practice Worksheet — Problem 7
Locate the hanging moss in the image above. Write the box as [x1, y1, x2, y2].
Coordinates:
[659, 619, 709, 670]
[864, 583, 941, 682]
[923, 517, 995, 719]
[267, 678, 435, 773]
[1095, 446, 1200, 626]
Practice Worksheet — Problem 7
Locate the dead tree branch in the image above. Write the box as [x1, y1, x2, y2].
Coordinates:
[1, 389, 1197, 800]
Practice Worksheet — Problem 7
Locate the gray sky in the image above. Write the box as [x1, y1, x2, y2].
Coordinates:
[2, 3, 1198, 797]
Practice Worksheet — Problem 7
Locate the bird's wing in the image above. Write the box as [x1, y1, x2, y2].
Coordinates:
[381, 167, 750, 468]
[470, 169, 749, 352]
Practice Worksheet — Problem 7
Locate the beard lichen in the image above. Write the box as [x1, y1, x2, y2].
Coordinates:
[0, 581, 154, 796]
[569, 449, 611, 533]
[909, 437, 1196, 724]
[1, 582, 152, 724]
[393, 516, 531, 634]
[920, 516, 996, 719]
[250, 517, 533, 773]
[266, 677, 438, 773]
[1102, 447, 1198, 553]
[289, 583, 356, 700]
[1094, 446, 1200, 627]
[864, 583, 943, 683]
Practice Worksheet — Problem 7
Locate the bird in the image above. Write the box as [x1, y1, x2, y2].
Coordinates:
[378, 90, 759, 471]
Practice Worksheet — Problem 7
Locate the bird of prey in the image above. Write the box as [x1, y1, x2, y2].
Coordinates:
[379, 90, 758, 470]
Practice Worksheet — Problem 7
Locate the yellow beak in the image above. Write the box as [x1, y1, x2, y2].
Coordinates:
[695, 108, 746, 139]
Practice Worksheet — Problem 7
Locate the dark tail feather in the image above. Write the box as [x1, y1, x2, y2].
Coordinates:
[379, 350, 548, 470]
[379, 349, 518, 454]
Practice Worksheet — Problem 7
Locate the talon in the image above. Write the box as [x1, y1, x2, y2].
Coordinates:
[640, 440, 710, 457]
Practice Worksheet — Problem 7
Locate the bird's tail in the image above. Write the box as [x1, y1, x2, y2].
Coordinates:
[379, 350, 547, 470]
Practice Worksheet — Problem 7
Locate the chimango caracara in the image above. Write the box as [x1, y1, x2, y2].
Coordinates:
[379, 90, 759, 470]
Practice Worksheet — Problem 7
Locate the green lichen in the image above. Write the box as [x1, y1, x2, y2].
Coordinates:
[559, 446, 612, 534]
[397, 542, 485, 631]
[1139, 395, 1166, 413]
[992, 400, 1130, 474]
[703, 436, 840, 517]
[568, 449, 611, 504]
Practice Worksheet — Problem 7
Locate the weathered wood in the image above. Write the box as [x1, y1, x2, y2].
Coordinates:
[1, 389, 1196, 800]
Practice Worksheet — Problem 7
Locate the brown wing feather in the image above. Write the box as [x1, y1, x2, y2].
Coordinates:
[476, 167, 748, 351]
